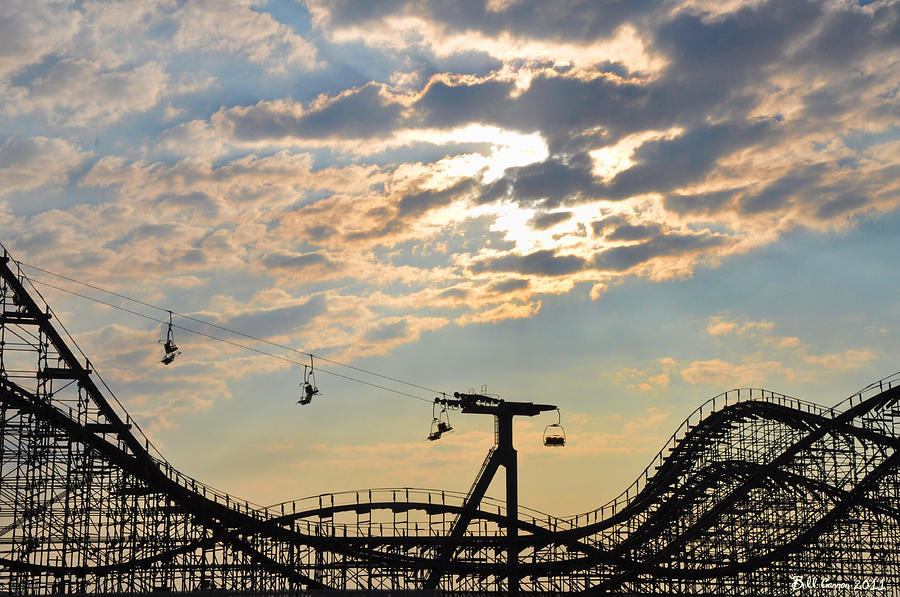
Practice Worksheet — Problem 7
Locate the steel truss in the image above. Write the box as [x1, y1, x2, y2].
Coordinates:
[1, 250, 899, 595]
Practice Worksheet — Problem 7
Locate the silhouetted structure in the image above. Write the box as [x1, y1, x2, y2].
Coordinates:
[1, 248, 899, 595]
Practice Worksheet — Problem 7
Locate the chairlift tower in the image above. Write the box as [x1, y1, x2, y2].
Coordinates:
[428, 391, 557, 597]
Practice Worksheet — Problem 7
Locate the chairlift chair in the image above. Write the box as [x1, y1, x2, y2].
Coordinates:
[298, 380, 316, 405]
[437, 407, 453, 435]
[427, 402, 453, 441]
[160, 344, 179, 366]
[297, 359, 320, 405]
[427, 418, 442, 441]
[160, 311, 181, 365]
[543, 408, 566, 447]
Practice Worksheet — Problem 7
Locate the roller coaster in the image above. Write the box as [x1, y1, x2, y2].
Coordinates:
[1, 247, 899, 595]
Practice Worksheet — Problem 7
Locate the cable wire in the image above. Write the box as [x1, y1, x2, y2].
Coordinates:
[28, 277, 434, 404]
[19, 261, 445, 396]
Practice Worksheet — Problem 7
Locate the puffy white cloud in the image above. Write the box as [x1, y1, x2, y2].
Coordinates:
[0, 0, 318, 127]
[67, 0, 319, 73]
[0, 136, 89, 196]
[706, 317, 774, 336]
[4, 59, 170, 125]
[803, 349, 878, 373]
[680, 358, 793, 387]
[618, 359, 677, 393]
[308, 1, 665, 74]
[170, 0, 319, 73]
[0, 0, 80, 80]
[678, 317, 880, 387]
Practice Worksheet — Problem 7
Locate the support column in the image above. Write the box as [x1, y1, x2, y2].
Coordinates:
[497, 414, 518, 597]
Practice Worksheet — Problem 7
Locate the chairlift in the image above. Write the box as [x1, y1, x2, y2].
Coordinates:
[543, 408, 566, 447]
[160, 311, 181, 365]
[297, 357, 320, 405]
[427, 401, 453, 441]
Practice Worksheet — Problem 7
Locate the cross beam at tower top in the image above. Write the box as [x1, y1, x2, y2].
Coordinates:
[439, 391, 558, 418]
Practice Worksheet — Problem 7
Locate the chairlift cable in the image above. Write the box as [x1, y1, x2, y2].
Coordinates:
[17, 261, 444, 396]
[26, 278, 434, 404]
[14, 260, 569, 445]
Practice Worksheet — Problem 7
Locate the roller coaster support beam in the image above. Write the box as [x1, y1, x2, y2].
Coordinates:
[435, 392, 557, 596]
[0, 251, 145, 459]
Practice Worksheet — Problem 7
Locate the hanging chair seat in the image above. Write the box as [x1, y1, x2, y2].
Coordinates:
[543, 421, 566, 447]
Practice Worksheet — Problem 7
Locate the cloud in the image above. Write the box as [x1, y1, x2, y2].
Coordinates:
[677, 352, 861, 388]
[141, 0, 897, 281]
[736, 169, 823, 215]
[261, 251, 334, 272]
[3, 0, 898, 380]
[362, 318, 409, 343]
[613, 315, 882, 395]
[488, 278, 530, 293]
[529, 211, 572, 230]
[4, 58, 169, 125]
[338, 316, 448, 360]
[309, 1, 665, 74]
[456, 300, 541, 325]
[0, 0, 80, 81]
[0, 151, 387, 285]
[706, 316, 773, 336]
[815, 193, 870, 221]
[802, 349, 878, 373]
[505, 154, 597, 206]
[618, 357, 678, 393]
[0, 136, 89, 196]
[169, 0, 319, 73]
[706, 319, 738, 336]
[176, 68, 657, 153]
[603, 120, 778, 199]
[592, 215, 663, 241]
[68, 0, 318, 74]
[593, 230, 734, 275]
[157, 120, 228, 158]
[217, 295, 328, 339]
[654, 2, 823, 81]
[414, 77, 515, 128]
[311, 0, 659, 43]
[397, 178, 477, 217]
[213, 84, 404, 142]
[621, 371, 671, 394]
[680, 358, 792, 387]
[677, 317, 880, 387]
[471, 249, 587, 277]
[790, 1, 899, 70]
[0, 0, 318, 127]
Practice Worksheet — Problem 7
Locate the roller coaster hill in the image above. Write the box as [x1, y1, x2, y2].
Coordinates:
[1, 244, 900, 596]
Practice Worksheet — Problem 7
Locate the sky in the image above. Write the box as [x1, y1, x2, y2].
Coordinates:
[1, 0, 898, 516]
